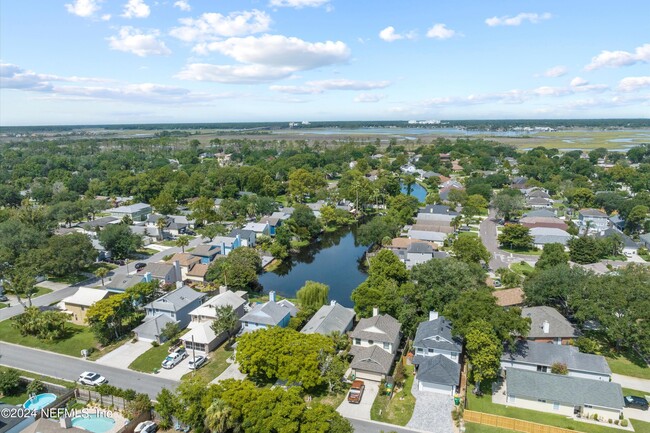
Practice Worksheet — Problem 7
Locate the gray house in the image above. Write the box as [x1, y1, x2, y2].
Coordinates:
[240, 292, 292, 333]
[412, 312, 463, 395]
[349, 310, 402, 382]
[143, 285, 205, 328]
[522, 306, 579, 345]
[530, 227, 572, 249]
[301, 301, 355, 335]
[108, 203, 152, 222]
[141, 262, 181, 286]
[106, 272, 148, 293]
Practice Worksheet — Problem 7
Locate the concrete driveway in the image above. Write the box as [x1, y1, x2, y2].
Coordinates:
[96, 340, 151, 369]
[406, 380, 454, 433]
[154, 355, 193, 380]
[613, 374, 650, 394]
[624, 406, 650, 422]
[211, 360, 246, 383]
[337, 381, 380, 420]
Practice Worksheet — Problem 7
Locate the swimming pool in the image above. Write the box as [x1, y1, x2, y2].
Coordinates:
[23, 393, 57, 410]
[71, 415, 116, 433]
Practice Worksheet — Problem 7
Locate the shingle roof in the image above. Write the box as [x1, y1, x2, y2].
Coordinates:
[502, 340, 611, 375]
[83, 216, 119, 228]
[417, 355, 461, 386]
[133, 313, 177, 337]
[277, 299, 298, 317]
[522, 306, 579, 339]
[520, 217, 568, 230]
[419, 205, 458, 216]
[579, 208, 608, 218]
[301, 302, 355, 335]
[187, 263, 209, 278]
[191, 244, 220, 257]
[407, 242, 435, 254]
[145, 285, 203, 312]
[180, 321, 217, 345]
[107, 273, 144, 291]
[506, 368, 623, 410]
[530, 227, 571, 245]
[110, 203, 151, 214]
[524, 209, 556, 218]
[350, 314, 401, 344]
[189, 290, 247, 319]
[492, 288, 524, 307]
[143, 262, 175, 278]
[417, 213, 455, 223]
[413, 316, 463, 353]
[389, 238, 438, 250]
[63, 287, 110, 307]
[408, 230, 448, 242]
[168, 253, 201, 267]
[241, 301, 291, 326]
[350, 345, 395, 375]
[596, 227, 638, 249]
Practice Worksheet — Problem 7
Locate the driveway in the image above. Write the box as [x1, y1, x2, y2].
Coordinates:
[154, 355, 193, 380]
[337, 381, 380, 420]
[96, 340, 151, 369]
[211, 360, 246, 383]
[613, 374, 650, 394]
[624, 405, 650, 422]
[406, 380, 454, 433]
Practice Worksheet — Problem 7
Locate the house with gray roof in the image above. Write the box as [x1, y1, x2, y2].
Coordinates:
[578, 208, 610, 232]
[530, 227, 572, 249]
[301, 301, 355, 335]
[133, 313, 178, 344]
[521, 306, 579, 345]
[501, 340, 611, 381]
[349, 310, 402, 382]
[240, 292, 292, 332]
[108, 203, 152, 222]
[524, 209, 556, 218]
[412, 312, 463, 395]
[191, 244, 221, 263]
[230, 228, 258, 247]
[595, 227, 638, 257]
[143, 285, 205, 329]
[419, 205, 458, 216]
[505, 368, 623, 420]
[140, 262, 181, 286]
[106, 272, 147, 293]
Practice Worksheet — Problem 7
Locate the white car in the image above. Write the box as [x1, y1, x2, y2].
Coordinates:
[79, 371, 107, 386]
[134, 421, 158, 433]
[188, 356, 207, 370]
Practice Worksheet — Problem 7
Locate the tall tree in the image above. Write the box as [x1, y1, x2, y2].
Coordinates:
[98, 223, 142, 259]
[175, 235, 191, 253]
[296, 281, 329, 311]
[451, 235, 491, 265]
[535, 243, 569, 270]
[498, 224, 534, 250]
[94, 267, 109, 286]
[493, 189, 525, 221]
[210, 305, 239, 345]
[465, 319, 503, 392]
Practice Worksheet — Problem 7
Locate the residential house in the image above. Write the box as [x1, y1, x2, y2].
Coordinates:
[0, 402, 35, 433]
[186, 263, 210, 282]
[520, 216, 568, 231]
[230, 228, 258, 247]
[530, 227, 572, 249]
[301, 300, 356, 335]
[492, 288, 525, 308]
[211, 235, 242, 256]
[349, 309, 402, 382]
[132, 314, 178, 344]
[608, 214, 625, 231]
[81, 216, 119, 236]
[128, 225, 161, 244]
[523, 209, 556, 218]
[510, 177, 528, 189]
[439, 185, 464, 202]
[181, 289, 248, 353]
[190, 244, 221, 264]
[412, 312, 462, 395]
[396, 242, 448, 269]
[505, 369, 623, 420]
[387, 237, 438, 253]
[521, 306, 579, 345]
[259, 215, 282, 236]
[418, 204, 458, 216]
[276, 298, 298, 317]
[106, 272, 148, 293]
[407, 227, 452, 244]
[526, 197, 554, 209]
[240, 291, 292, 332]
[140, 262, 181, 286]
[578, 209, 610, 232]
[501, 340, 611, 381]
[416, 212, 455, 225]
[166, 253, 201, 280]
[595, 227, 639, 257]
[146, 214, 191, 237]
[62, 287, 111, 325]
[108, 203, 152, 222]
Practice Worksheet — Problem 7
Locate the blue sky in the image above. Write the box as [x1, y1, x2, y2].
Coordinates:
[1, 0, 649, 125]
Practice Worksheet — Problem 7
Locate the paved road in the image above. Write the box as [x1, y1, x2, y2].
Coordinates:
[613, 373, 650, 394]
[0, 284, 82, 322]
[349, 418, 431, 433]
[0, 342, 178, 398]
[479, 208, 538, 271]
[110, 236, 206, 276]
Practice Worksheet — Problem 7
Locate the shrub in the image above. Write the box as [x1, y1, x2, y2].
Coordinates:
[0, 369, 22, 395]
[592, 413, 598, 420]
[26, 380, 46, 395]
[621, 420, 628, 427]
[608, 419, 612, 424]
[614, 420, 619, 425]
[551, 362, 568, 375]
[151, 341, 159, 347]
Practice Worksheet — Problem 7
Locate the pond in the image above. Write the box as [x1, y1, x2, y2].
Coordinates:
[401, 182, 427, 202]
[258, 225, 368, 307]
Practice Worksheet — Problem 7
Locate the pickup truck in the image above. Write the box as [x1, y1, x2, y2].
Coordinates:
[347, 380, 365, 404]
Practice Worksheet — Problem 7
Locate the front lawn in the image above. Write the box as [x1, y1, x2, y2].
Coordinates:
[181, 344, 234, 382]
[510, 262, 535, 276]
[129, 341, 171, 373]
[467, 384, 626, 433]
[33, 287, 53, 297]
[49, 274, 87, 284]
[500, 247, 542, 256]
[464, 423, 512, 433]
[0, 385, 30, 406]
[632, 420, 650, 433]
[606, 353, 650, 380]
[85, 262, 118, 272]
[622, 387, 650, 397]
[0, 302, 7, 309]
[371, 364, 416, 426]
[0, 319, 98, 358]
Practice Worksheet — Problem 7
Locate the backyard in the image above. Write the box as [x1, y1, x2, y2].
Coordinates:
[370, 364, 416, 426]
[0, 319, 98, 358]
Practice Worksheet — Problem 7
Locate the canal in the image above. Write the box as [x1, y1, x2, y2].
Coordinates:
[258, 225, 368, 307]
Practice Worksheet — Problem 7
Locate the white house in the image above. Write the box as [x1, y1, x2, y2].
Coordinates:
[349, 309, 402, 382]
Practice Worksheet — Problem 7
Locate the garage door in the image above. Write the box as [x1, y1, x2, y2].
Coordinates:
[418, 380, 453, 395]
[355, 370, 383, 382]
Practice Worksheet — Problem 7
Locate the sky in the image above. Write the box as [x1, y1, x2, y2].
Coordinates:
[1, 0, 649, 125]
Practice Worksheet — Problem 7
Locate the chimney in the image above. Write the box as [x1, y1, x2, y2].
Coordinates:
[429, 310, 439, 321]
[372, 307, 379, 317]
[219, 285, 227, 294]
[330, 300, 337, 306]
[173, 260, 182, 282]
[542, 320, 550, 334]
[269, 291, 276, 302]
[175, 281, 182, 289]
[143, 272, 152, 283]
[60, 417, 72, 429]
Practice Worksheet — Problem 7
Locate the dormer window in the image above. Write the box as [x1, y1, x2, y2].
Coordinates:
[435, 336, 440, 341]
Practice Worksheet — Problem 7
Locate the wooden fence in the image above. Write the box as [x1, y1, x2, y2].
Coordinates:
[75, 388, 130, 411]
[464, 411, 588, 433]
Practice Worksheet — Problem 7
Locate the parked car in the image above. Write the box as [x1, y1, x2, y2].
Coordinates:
[134, 262, 146, 270]
[162, 349, 188, 369]
[79, 371, 107, 386]
[0, 294, 8, 302]
[347, 380, 365, 404]
[624, 395, 649, 410]
[188, 356, 207, 370]
[134, 421, 158, 433]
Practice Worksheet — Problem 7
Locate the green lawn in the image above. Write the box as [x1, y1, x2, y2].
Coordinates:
[371, 364, 416, 426]
[622, 387, 650, 397]
[129, 341, 171, 373]
[510, 262, 535, 276]
[464, 422, 513, 433]
[158, 240, 177, 247]
[34, 287, 53, 297]
[459, 231, 479, 238]
[85, 262, 118, 272]
[632, 420, 650, 433]
[0, 385, 30, 406]
[48, 274, 87, 284]
[181, 344, 234, 382]
[134, 248, 158, 256]
[0, 319, 98, 357]
[467, 384, 625, 433]
[500, 247, 542, 256]
[606, 354, 650, 379]
[0, 302, 7, 309]
[0, 366, 75, 388]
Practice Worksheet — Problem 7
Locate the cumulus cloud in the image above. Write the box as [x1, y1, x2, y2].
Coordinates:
[173, 0, 190, 11]
[354, 93, 386, 103]
[585, 43, 650, 70]
[485, 12, 551, 27]
[108, 27, 171, 57]
[176, 63, 295, 84]
[570, 77, 588, 87]
[543, 65, 568, 77]
[426, 23, 457, 40]
[379, 26, 415, 42]
[170, 10, 271, 42]
[270, 79, 390, 94]
[269, 0, 329, 8]
[65, 0, 101, 18]
[269, 85, 323, 94]
[121, 0, 150, 19]
[569, 76, 608, 92]
[618, 76, 650, 92]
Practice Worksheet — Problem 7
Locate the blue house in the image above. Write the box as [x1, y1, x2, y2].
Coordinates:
[240, 292, 293, 333]
[211, 235, 242, 256]
[190, 244, 221, 264]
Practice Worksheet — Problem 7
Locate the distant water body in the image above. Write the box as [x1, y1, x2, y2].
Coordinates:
[286, 127, 535, 138]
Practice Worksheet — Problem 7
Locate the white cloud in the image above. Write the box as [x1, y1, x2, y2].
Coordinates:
[570, 77, 588, 87]
[170, 10, 271, 42]
[306, 79, 390, 90]
[485, 12, 551, 27]
[569, 77, 608, 92]
[176, 63, 294, 84]
[585, 43, 650, 70]
[354, 93, 386, 103]
[269, 0, 329, 8]
[426, 23, 457, 40]
[173, 0, 190, 12]
[269, 85, 323, 94]
[379, 26, 415, 42]
[533, 86, 572, 97]
[65, 0, 101, 18]
[121, 0, 150, 19]
[618, 76, 650, 92]
[543, 65, 568, 78]
[108, 27, 171, 57]
[101, 14, 111, 21]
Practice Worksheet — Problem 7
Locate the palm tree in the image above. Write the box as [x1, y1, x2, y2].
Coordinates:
[94, 267, 109, 286]
[175, 235, 190, 253]
[451, 215, 463, 232]
[156, 217, 167, 241]
[205, 399, 236, 433]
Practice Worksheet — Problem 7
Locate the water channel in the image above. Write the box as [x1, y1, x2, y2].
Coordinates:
[258, 225, 368, 307]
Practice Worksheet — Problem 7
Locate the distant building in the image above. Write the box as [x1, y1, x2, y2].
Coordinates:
[578, 208, 609, 232]
[108, 203, 152, 222]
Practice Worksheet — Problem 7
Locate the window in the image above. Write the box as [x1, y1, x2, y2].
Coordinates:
[553, 402, 560, 410]
[537, 365, 548, 373]
[417, 348, 423, 354]
[354, 338, 361, 345]
[428, 348, 435, 354]
[383, 342, 390, 350]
